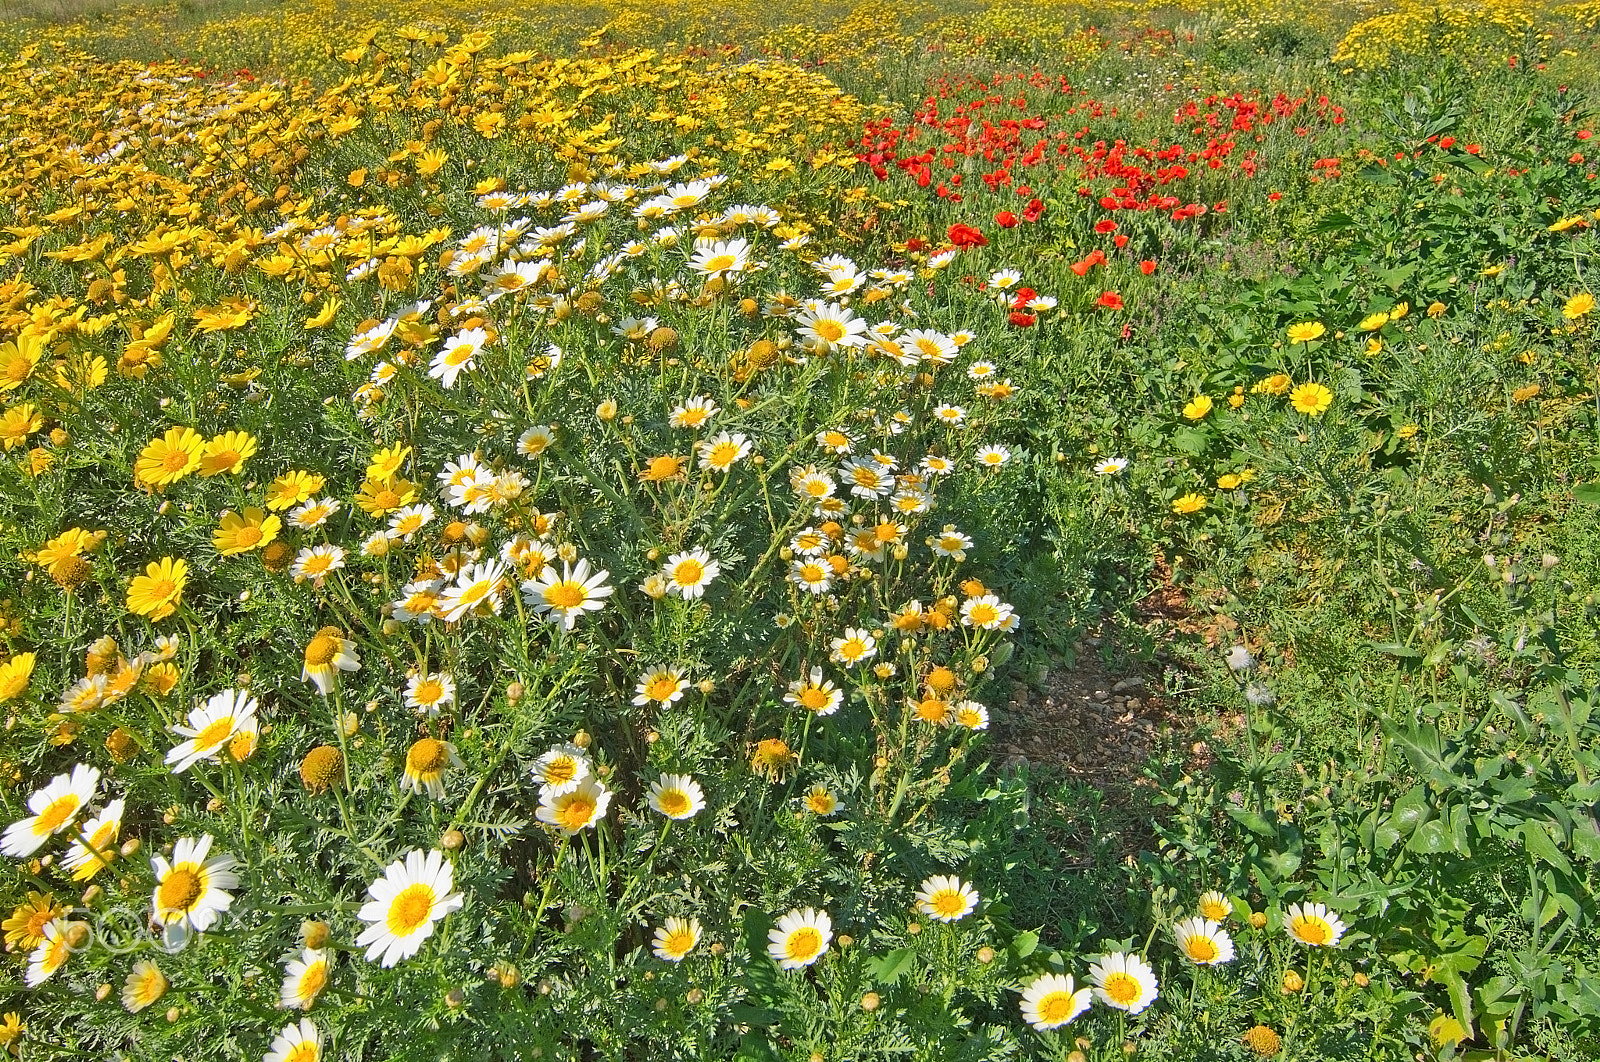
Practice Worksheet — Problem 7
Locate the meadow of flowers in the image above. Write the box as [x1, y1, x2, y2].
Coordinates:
[0, 0, 1598, 1059]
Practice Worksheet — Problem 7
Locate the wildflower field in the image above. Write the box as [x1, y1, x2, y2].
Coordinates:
[1, 0, 1599, 1057]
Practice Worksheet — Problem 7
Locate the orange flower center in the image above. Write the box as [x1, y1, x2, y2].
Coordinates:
[1293, 917, 1330, 945]
[386, 882, 436, 936]
[407, 739, 449, 774]
[1185, 935, 1220, 962]
[1038, 991, 1076, 1024]
[192, 717, 236, 753]
[786, 928, 822, 962]
[544, 582, 585, 610]
[304, 635, 340, 667]
[558, 796, 596, 831]
[1102, 972, 1141, 1006]
[672, 560, 704, 586]
[33, 795, 79, 835]
[657, 790, 690, 816]
[158, 866, 204, 912]
[296, 961, 328, 1003]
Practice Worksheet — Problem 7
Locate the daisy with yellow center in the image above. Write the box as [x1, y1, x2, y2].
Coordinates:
[536, 778, 612, 836]
[3, 892, 64, 951]
[151, 834, 238, 947]
[699, 431, 751, 472]
[289, 498, 342, 530]
[669, 395, 719, 430]
[198, 430, 258, 477]
[912, 695, 951, 725]
[1197, 890, 1232, 921]
[1565, 291, 1596, 319]
[1286, 321, 1326, 344]
[26, 919, 85, 986]
[1173, 493, 1208, 515]
[1285, 901, 1346, 947]
[64, 798, 124, 880]
[166, 690, 257, 773]
[1290, 381, 1333, 417]
[975, 444, 1011, 468]
[356, 849, 464, 967]
[768, 908, 832, 970]
[265, 1017, 322, 1062]
[430, 327, 487, 389]
[302, 627, 360, 696]
[634, 666, 688, 708]
[265, 471, 326, 512]
[1173, 917, 1235, 965]
[663, 548, 720, 599]
[290, 545, 347, 586]
[785, 668, 842, 716]
[518, 426, 556, 458]
[126, 556, 187, 621]
[134, 426, 204, 488]
[521, 560, 614, 629]
[402, 738, 462, 800]
[405, 671, 456, 717]
[953, 700, 989, 730]
[437, 559, 510, 622]
[960, 594, 1014, 630]
[122, 958, 167, 1013]
[1021, 971, 1092, 1030]
[796, 301, 867, 351]
[652, 916, 702, 961]
[213, 507, 281, 556]
[789, 558, 833, 594]
[280, 947, 331, 1010]
[916, 875, 979, 922]
[647, 773, 706, 820]
[0, 652, 35, 705]
[802, 784, 842, 816]
[2, 763, 100, 858]
[1089, 951, 1159, 1014]
[531, 743, 591, 796]
[829, 627, 877, 668]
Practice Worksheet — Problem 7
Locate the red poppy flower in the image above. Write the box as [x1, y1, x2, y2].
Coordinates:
[1096, 292, 1124, 310]
[948, 223, 988, 248]
[1139, 260, 1157, 275]
[1114, 235, 1129, 248]
[1070, 260, 1091, 277]
[1011, 287, 1038, 309]
[1094, 219, 1117, 234]
[994, 211, 1019, 228]
[1008, 312, 1037, 327]
[1022, 198, 1046, 222]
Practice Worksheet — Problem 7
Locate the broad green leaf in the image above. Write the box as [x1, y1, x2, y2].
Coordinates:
[867, 948, 917, 986]
[1009, 930, 1039, 960]
[1520, 822, 1573, 875]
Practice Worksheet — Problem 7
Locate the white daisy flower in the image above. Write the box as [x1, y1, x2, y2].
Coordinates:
[767, 908, 831, 970]
[166, 690, 257, 774]
[2, 763, 100, 858]
[354, 849, 464, 967]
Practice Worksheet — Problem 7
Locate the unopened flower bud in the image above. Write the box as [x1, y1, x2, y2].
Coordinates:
[302, 920, 331, 949]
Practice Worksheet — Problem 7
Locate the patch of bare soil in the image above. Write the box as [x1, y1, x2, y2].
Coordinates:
[992, 557, 1233, 782]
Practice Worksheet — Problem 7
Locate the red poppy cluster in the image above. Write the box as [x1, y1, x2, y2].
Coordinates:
[857, 73, 1346, 225]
